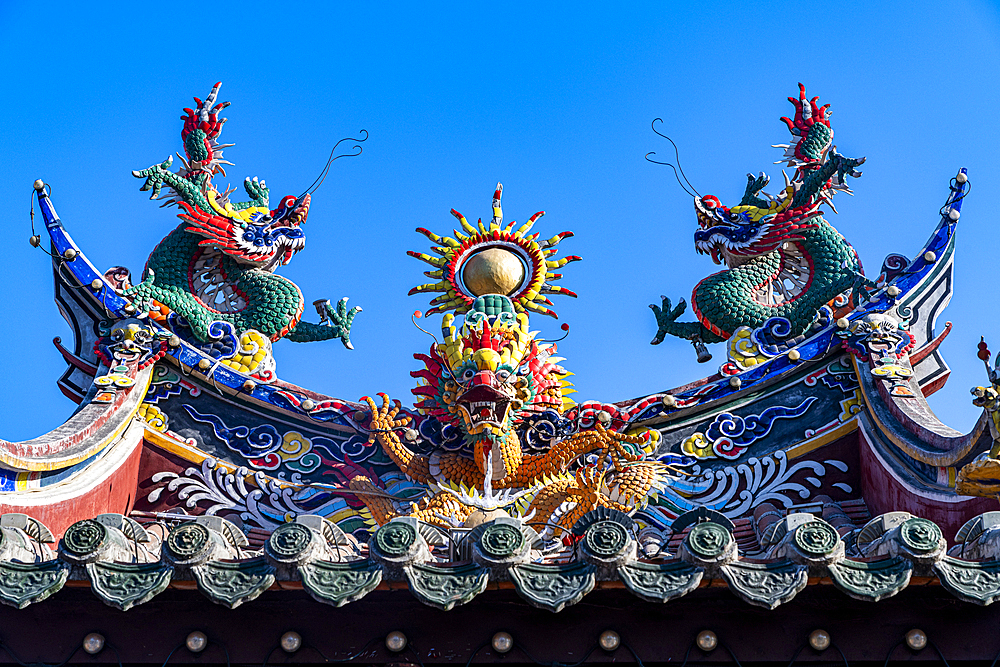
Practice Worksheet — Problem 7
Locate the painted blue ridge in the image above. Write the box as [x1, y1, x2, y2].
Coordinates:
[38, 189, 129, 314]
[39, 171, 965, 423]
[878, 169, 966, 300]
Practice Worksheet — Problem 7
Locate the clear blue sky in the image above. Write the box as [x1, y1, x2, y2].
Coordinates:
[2, 1, 999, 440]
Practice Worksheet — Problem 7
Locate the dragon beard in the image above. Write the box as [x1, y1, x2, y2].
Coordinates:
[467, 415, 520, 482]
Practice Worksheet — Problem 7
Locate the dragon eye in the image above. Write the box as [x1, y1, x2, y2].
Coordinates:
[496, 369, 512, 382]
[460, 368, 476, 381]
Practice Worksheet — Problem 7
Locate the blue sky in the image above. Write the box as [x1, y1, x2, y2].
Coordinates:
[2, 1, 999, 439]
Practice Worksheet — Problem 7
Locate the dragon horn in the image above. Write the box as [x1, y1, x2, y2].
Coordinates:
[199, 82, 222, 122]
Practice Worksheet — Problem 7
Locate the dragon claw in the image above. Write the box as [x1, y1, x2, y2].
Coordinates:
[132, 156, 180, 201]
[649, 295, 705, 345]
[242, 176, 270, 207]
[313, 297, 362, 348]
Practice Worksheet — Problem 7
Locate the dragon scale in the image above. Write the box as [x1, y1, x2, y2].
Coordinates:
[689, 221, 862, 342]
[126, 225, 352, 343]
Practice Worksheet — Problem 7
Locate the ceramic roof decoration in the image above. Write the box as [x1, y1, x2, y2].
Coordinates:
[129, 82, 364, 355]
[4, 82, 1000, 665]
[650, 84, 866, 349]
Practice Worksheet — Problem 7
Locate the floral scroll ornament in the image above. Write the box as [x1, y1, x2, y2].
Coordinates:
[724, 311, 833, 373]
[648, 450, 852, 522]
[181, 406, 375, 473]
[680, 397, 817, 460]
[138, 403, 169, 431]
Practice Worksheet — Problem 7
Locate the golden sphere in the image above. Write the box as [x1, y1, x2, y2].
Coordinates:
[462, 248, 525, 296]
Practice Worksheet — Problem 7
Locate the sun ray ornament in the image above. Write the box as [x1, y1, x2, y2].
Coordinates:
[407, 183, 581, 318]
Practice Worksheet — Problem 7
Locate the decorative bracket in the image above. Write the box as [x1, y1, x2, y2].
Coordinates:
[720, 560, 808, 609]
[0, 560, 69, 609]
[828, 557, 912, 602]
[299, 559, 382, 607]
[191, 557, 275, 609]
[87, 561, 173, 611]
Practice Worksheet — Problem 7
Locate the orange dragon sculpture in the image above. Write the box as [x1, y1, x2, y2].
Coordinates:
[348, 185, 687, 534]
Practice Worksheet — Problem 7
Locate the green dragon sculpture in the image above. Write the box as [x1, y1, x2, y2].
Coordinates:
[127, 83, 361, 348]
[650, 84, 866, 347]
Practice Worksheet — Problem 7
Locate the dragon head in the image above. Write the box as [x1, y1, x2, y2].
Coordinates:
[694, 194, 773, 266]
[412, 295, 572, 480]
[677, 85, 863, 270]
[180, 178, 311, 272]
[408, 185, 579, 481]
[693, 170, 816, 267]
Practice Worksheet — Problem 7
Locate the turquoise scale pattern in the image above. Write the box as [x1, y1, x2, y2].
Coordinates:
[691, 220, 860, 341]
[125, 226, 310, 343]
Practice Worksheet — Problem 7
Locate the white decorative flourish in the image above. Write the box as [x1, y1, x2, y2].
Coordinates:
[148, 458, 352, 530]
[433, 481, 539, 513]
[654, 450, 851, 519]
